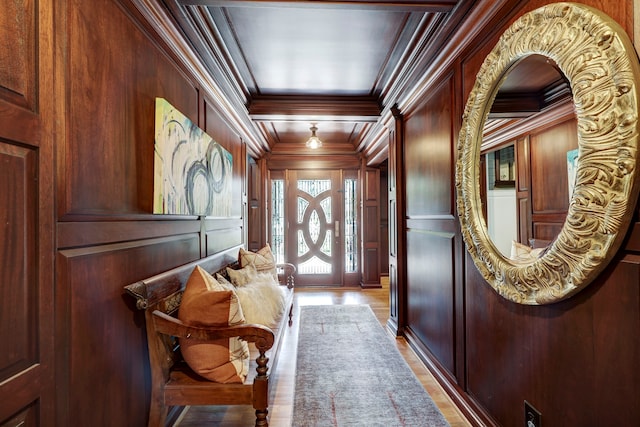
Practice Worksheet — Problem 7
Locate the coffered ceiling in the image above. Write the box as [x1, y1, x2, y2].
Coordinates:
[157, 0, 463, 161]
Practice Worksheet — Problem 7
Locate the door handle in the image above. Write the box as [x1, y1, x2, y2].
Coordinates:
[335, 221, 339, 238]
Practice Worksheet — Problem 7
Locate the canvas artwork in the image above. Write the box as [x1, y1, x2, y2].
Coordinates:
[154, 98, 233, 216]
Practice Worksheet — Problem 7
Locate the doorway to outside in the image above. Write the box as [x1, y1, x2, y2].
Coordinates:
[270, 169, 359, 286]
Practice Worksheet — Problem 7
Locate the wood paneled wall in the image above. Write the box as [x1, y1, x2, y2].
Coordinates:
[0, 1, 55, 425]
[397, 0, 639, 425]
[3, 0, 638, 426]
[362, 168, 382, 287]
[402, 74, 466, 389]
[46, 0, 246, 425]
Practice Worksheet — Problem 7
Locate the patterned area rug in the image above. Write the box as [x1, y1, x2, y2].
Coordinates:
[293, 305, 449, 427]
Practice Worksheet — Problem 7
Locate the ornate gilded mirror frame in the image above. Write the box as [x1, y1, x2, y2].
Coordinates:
[456, 3, 640, 304]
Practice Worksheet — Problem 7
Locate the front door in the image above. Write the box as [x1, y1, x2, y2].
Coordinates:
[288, 170, 342, 285]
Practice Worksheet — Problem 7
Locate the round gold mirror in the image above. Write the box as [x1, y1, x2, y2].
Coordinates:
[456, 3, 640, 304]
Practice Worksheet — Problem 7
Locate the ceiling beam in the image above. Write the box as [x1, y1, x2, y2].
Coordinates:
[248, 95, 381, 122]
[178, 1, 458, 12]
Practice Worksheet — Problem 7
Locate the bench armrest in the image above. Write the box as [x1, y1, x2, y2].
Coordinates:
[152, 310, 275, 352]
[276, 262, 296, 289]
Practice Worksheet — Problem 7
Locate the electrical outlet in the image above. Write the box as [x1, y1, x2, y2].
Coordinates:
[524, 401, 541, 427]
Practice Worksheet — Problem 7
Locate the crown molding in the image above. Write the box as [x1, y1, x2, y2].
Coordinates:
[127, 0, 268, 156]
[248, 95, 381, 122]
[178, 0, 458, 12]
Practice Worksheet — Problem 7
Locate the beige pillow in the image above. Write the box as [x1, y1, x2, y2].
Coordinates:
[227, 263, 257, 287]
[239, 244, 278, 281]
[216, 273, 234, 288]
[178, 266, 249, 383]
[234, 273, 287, 328]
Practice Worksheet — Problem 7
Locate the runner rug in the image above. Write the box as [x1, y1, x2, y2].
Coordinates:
[292, 305, 449, 427]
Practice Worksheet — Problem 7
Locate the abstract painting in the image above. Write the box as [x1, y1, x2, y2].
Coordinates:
[153, 97, 232, 216]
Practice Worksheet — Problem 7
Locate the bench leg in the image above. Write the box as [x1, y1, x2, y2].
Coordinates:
[288, 303, 294, 326]
[255, 408, 269, 426]
[147, 396, 167, 427]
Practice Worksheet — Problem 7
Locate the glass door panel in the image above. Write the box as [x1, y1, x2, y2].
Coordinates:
[289, 170, 341, 285]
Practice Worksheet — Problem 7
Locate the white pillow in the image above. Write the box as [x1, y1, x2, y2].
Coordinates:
[227, 264, 257, 287]
[234, 276, 286, 328]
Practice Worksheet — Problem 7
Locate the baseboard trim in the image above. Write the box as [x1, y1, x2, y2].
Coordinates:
[403, 327, 498, 427]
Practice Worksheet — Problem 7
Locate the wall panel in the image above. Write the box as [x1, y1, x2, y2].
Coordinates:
[204, 99, 245, 219]
[465, 253, 640, 426]
[401, 2, 640, 425]
[0, 143, 40, 423]
[404, 76, 454, 217]
[0, 0, 55, 424]
[402, 73, 458, 376]
[51, 0, 249, 424]
[361, 168, 381, 286]
[63, 0, 198, 217]
[530, 119, 577, 215]
[56, 236, 200, 426]
[0, 0, 36, 110]
[406, 226, 456, 375]
[453, 2, 638, 425]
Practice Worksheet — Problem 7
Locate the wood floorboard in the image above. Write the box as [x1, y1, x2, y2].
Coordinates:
[175, 283, 472, 427]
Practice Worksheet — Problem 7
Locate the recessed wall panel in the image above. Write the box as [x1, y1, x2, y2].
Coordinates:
[0, 142, 37, 383]
[0, 0, 36, 110]
[404, 77, 454, 217]
[406, 227, 455, 374]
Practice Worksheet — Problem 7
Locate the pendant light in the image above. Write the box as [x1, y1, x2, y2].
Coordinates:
[305, 123, 323, 149]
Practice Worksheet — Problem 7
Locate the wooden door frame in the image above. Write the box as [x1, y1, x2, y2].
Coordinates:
[267, 168, 362, 287]
[287, 169, 343, 286]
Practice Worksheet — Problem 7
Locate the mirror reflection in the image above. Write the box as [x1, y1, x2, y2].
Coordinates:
[456, 2, 640, 304]
[480, 54, 576, 262]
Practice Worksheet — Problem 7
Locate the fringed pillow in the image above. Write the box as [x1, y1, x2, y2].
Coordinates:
[216, 273, 234, 287]
[178, 266, 249, 383]
[234, 273, 287, 328]
[226, 263, 257, 287]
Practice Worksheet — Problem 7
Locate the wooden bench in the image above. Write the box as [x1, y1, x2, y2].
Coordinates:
[124, 246, 295, 427]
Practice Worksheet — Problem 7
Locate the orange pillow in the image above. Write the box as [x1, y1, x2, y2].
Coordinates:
[178, 266, 249, 383]
[239, 244, 278, 280]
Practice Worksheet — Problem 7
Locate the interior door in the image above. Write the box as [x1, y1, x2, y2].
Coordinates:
[0, 1, 55, 425]
[288, 170, 342, 286]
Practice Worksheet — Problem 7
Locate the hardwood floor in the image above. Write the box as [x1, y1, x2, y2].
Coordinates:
[176, 282, 472, 427]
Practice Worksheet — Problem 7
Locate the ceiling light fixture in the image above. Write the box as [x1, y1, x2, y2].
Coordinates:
[305, 123, 323, 149]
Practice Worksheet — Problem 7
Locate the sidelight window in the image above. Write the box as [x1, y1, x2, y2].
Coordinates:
[344, 178, 357, 273]
[271, 179, 285, 263]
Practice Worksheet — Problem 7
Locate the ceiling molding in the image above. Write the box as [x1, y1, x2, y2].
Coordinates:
[129, 0, 269, 156]
[178, 0, 458, 12]
[482, 99, 576, 151]
[266, 154, 362, 171]
[248, 95, 381, 122]
[358, 0, 519, 156]
[397, 0, 518, 112]
[489, 79, 572, 119]
[360, 107, 393, 154]
[355, 9, 451, 155]
[162, 0, 466, 160]
[269, 142, 359, 155]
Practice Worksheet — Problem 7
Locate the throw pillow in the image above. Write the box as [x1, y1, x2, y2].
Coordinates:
[178, 266, 249, 383]
[227, 263, 257, 287]
[239, 244, 278, 281]
[510, 240, 545, 263]
[234, 273, 287, 328]
[216, 273, 234, 288]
